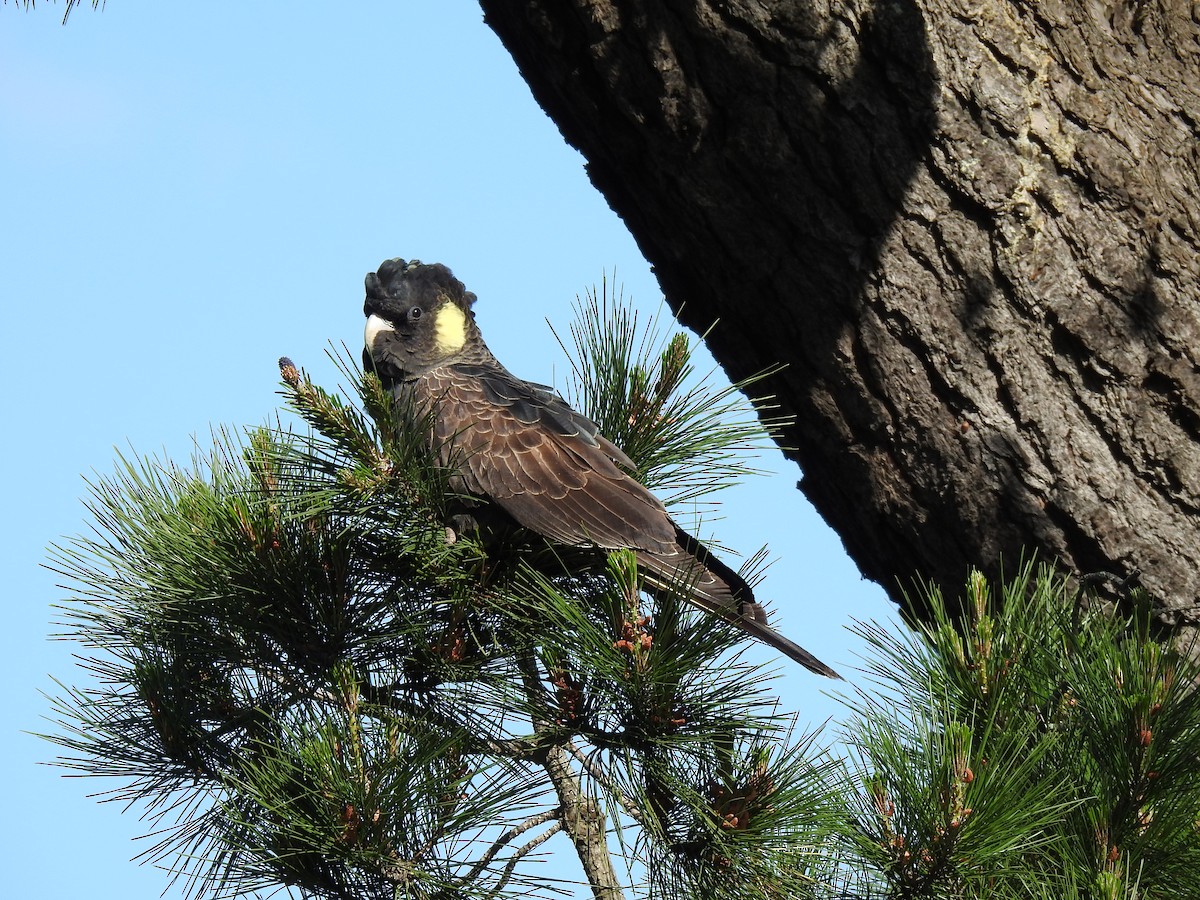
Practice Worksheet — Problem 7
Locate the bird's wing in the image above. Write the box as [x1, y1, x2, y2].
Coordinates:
[504, 375, 640, 473]
[423, 364, 676, 553]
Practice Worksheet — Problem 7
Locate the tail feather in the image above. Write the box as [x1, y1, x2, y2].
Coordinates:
[729, 610, 842, 678]
[634, 523, 840, 679]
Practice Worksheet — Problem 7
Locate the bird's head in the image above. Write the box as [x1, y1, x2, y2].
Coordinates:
[363, 258, 481, 379]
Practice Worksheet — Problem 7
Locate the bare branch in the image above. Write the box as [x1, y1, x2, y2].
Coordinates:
[458, 807, 563, 887]
[543, 742, 626, 900]
[494, 820, 564, 894]
[515, 652, 626, 899]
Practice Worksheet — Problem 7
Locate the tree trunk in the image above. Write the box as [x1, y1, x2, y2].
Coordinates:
[478, 0, 1200, 630]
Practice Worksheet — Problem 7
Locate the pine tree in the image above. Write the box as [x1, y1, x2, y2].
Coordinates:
[45, 289, 1200, 899]
[45, 290, 843, 899]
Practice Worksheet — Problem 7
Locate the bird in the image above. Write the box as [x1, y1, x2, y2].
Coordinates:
[361, 257, 838, 678]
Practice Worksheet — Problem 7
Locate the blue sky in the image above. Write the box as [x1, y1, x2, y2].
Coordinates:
[2, 3, 895, 895]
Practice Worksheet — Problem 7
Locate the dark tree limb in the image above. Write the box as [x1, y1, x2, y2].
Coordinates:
[478, 0, 1200, 631]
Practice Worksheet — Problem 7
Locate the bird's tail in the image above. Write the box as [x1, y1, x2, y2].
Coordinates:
[634, 525, 840, 679]
[729, 606, 842, 679]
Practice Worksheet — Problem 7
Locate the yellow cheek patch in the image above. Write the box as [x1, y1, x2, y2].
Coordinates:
[434, 299, 468, 354]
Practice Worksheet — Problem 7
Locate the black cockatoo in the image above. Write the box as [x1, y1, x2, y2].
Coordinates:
[362, 257, 837, 678]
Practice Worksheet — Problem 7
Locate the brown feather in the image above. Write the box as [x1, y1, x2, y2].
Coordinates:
[423, 365, 677, 553]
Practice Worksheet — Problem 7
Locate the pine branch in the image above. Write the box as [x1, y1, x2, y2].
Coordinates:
[567, 740, 645, 827]
[494, 820, 564, 895]
[840, 561, 1200, 899]
[514, 649, 626, 899]
[46, 291, 840, 900]
[550, 279, 790, 510]
[14, 0, 103, 24]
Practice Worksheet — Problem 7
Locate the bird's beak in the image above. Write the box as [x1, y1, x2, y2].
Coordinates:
[364, 314, 394, 354]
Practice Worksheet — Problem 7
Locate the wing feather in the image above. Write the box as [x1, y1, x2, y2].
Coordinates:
[421, 365, 675, 553]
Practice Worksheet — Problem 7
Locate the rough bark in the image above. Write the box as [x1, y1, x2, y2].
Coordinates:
[517, 654, 626, 898]
[542, 743, 626, 900]
[478, 0, 1200, 630]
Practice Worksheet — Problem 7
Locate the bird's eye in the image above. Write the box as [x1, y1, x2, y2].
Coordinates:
[409, 307, 422, 321]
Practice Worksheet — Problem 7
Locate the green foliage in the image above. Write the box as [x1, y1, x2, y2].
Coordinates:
[45, 296, 837, 900]
[45, 288, 1200, 900]
[552, 277, 788, 509]
[841, 565, 1200, 900]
